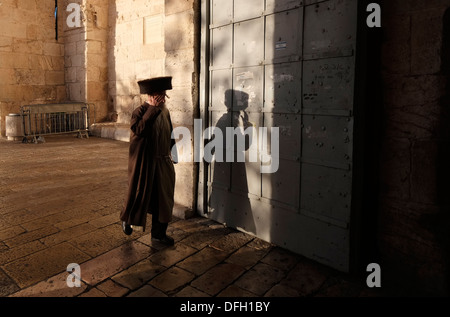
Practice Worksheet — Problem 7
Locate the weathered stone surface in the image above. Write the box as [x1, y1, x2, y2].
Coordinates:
[80, 241, 151, 286]
[95, 279, 129, 297]
[177, 246, 228, 275]
[149, 243, 197, 268]
[191, 263, 245, 296]
[234, 263, 285, 296]
[127, 285, 167, 297]
[2, 242, 91, 288]
[112, 259, 165, 290]
[149, 266, 195, 293]
[9, 271, 87, 297]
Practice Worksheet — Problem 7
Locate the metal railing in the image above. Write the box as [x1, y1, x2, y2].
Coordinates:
[20, 102, 95, 143]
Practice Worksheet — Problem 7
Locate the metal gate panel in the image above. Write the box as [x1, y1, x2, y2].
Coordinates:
[303, 0, 357, 58]
[301, 114, 353, 168]
[300, 163, 352, 227]
[265, 8, 303, 62]
[234, 0, 264, 22]
[231, 157, 262, 197]
[264, 62, 302, 113]
[211, 25, 233, 68]
[211, 0, 233, 26]
[210, 69, 233, 111]
[303, 57, 355, 111]
[229, 109, 262, 197]
[266, 0, 303, 14]
[233, 66, 264, 112]
[208, 109, 232, 190]
[264, 113, 301, 160]
[262, 158, 300, 208]
[264, 200, 349, 270]
[234, 19, 265, 67]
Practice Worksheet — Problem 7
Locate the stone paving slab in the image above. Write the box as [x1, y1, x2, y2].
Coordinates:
[3, 242, 91, 288]
[80, 240, 152, 286]
[112, 259, 165, 290]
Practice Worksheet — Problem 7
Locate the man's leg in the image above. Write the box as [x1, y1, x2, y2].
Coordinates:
[151, 210, 174, 245]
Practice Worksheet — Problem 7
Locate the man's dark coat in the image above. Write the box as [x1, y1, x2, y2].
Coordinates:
[120, 103, 176, 229]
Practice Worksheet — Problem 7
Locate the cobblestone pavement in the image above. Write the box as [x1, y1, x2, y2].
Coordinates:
[0, 135, 387, 299]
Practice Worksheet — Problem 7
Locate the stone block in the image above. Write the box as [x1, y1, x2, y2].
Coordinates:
[149, 243, 197, 267]
[86, 66, 101, 82]
[113, 126, 131, 142]
[410, 139, 439, 204]
[165, 50, 196, 86]
[383, 101, 443, 139]
[13, 7, 37, 24]
[209, 231, 253, 254]
[65, 66, 77, 83]
[87, 81, 107, 101]
[411, 7, 446, 75]
[127, 285, 167, 297]
[0, 85, 19, 101]
[43, 42, 64, 57]
[164, 10, 195, 52]
[0, 52, 28, 69]
[0, 36, 13, 52]
[190, 263, 245, 296]
[379, 137, 411, 200]
[12, 38, 43, 54]
[68, 82, 83, 101]
[9, 271, 87, 297]
[225, 245, 268, 270]
[174, 285, 210, 297]
[95, 279, 129, 297]
[87, 40, 103, 54]
[88, 52, 108, 67]
[0, 21, 27, 38]
[2, 242, 91, 288]
[177, 246, 228, 275]
[383, 74, 445, 107]
[70, 54, 85, 67]
[149, 267, 195, 293]
[112, 259, 165, 290]
[80, 241, 151, 286]
[86, 29, 108, 42]
[234, 262, 285, 296]
[26, 24, 39, 40]
[45, 71, 65, 85]
[165, 0, 194, 16]
[56, 85, 67, 101]
[143, 15, 163, 45]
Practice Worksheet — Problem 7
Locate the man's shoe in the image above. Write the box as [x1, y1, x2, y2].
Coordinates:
[151, 235, 174, 246]
[122, 221, 133, 235]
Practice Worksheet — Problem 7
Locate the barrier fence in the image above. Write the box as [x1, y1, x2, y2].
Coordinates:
[20, 103, 95, 143]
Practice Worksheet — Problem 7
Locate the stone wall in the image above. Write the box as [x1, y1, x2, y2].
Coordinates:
[0, 0, 65, 136]
[63, 0, 86, 106]
[108, 0, 165, 124]
[164, 0, 199, 212]
[379, 0, 450, 295]
[63, 0, 109, 123]
[107, 0, 198, 210]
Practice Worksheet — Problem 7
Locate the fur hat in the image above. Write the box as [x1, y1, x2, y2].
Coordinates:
[138, 76, 172, 94]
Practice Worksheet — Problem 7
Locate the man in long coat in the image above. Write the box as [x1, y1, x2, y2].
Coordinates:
[120, 76, 176, 245]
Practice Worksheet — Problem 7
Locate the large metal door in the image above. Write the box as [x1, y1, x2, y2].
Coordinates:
[199, 0, 358, 272]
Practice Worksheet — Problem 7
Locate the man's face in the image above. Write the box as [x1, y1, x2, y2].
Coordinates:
[149, 91, 167, 106]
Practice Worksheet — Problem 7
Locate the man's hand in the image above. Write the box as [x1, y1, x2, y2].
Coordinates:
[149, 93, 166, 107]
